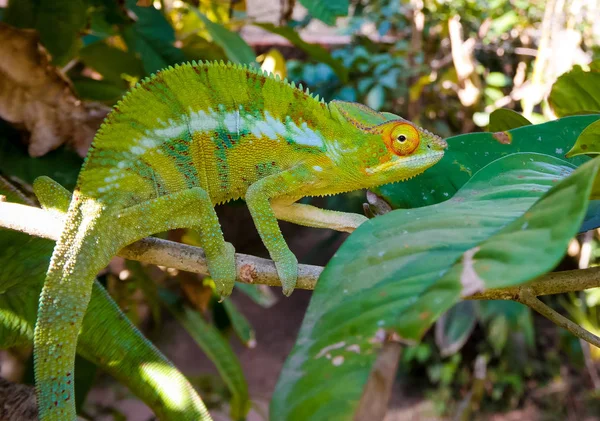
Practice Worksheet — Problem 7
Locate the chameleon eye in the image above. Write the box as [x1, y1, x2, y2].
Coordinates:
[385, 123, 420, 156]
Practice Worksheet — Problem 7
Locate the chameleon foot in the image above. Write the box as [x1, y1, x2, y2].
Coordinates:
[208, 242, 237, 298]
[274, 251, 298, 296]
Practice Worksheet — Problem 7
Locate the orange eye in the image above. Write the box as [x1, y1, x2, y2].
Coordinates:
[384, 123, 420, 156]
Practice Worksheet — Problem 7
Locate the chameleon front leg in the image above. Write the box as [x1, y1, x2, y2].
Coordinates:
[245, 168, 315, 296]
[271, 200, 369, 233]
[117, 187, 236, 297]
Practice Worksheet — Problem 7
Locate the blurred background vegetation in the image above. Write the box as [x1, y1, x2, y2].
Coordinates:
[1, 0, 600, 420]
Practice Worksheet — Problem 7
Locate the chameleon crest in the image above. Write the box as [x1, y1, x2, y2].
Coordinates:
[33, 61, 446, 420]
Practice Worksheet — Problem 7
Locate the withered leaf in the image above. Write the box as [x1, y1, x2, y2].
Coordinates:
[0, 23, 107, 157]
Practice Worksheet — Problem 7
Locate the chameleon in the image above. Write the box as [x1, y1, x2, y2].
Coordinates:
[33, 60, 447, 420]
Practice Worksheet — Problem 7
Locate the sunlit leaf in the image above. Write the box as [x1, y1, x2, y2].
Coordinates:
[549, 63, 600, 117]
[566, 119, 600, 157]
[488, 109, 532, 132]
[272, 153, 600, 420]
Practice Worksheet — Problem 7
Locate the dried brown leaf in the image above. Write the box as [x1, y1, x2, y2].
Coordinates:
[0, 23, 107, 157]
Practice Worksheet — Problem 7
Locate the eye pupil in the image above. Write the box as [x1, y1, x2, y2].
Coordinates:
[397, 135, 407, 142]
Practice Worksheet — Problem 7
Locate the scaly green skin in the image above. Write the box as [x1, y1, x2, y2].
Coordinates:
[33, 177, 211, 420]
[33, 61, 447, 420]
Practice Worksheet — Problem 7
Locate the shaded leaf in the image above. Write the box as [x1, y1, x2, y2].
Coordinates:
[162, 292, 250, 420]
[124, 0, 187, 74]
[72, 78, 127, 104]
[236, 284, 278, 308]
[375, 115, 598, 209]
[4, 0, 87, 64]
[272, 153, 599, 420]
[0, 121, 82, 190]
[488, 109, 532, 132]
[435, 301, 477, 357]
[298, 0, 349, 25]
[79, 41, 144, 83]
[222, 299, 256, 348]
[566, 119, 600, 157]
[549, 63, 600, 117]
[255, 23, 348, 82]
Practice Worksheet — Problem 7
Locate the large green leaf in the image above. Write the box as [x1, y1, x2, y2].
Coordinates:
[549, 63, 600, 117]
[255, 23, 348, 82]
[375, 115, 598, 209]
[271, 153, 599, 420]
[298, 0, 349, 25]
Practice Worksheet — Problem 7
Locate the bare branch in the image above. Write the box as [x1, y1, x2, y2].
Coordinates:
[516, 288, 600, 349]
[0, 201, 322, 290]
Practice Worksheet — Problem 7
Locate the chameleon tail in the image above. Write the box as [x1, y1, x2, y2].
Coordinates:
[80, 283, 212, 420]
[33, 197, 113, 420]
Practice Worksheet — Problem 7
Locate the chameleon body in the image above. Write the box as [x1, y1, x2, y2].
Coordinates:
[33, 61, 447, 420]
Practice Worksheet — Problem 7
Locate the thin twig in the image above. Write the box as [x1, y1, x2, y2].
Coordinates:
[517, 288, 600, 349]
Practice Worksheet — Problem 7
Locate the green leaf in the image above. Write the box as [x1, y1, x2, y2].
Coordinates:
[162, 293, 250, 420]
[435, 301, 477, 357]
[124, 0, 188, 74]
[222, 299, 256, 347]
[4, 0, 88, 64]
[272, 153, 599, 420]
[0, 121, 82, 190]
[549, 63, 600, 117]
[375, 115, 598, 209]
[72, 78, 127, 103]
[488, 109, 532, 132]
[298, 0, 349, 25]
[74, 355, 97, 412]
[193, 9, 255, 65]
[566, 119, 600, 157]
[79, 41, 144, 83]
[0, 228, 52, 348]
[255, 23, 348, 83]
[236, 283, 278, 308]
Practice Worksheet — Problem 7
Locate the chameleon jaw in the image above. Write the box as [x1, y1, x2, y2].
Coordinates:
[364, 150, 445, 176]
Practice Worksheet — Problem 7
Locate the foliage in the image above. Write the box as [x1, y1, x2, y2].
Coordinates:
[1, 0, 600, 419]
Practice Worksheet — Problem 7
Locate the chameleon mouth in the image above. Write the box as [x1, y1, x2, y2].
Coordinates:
[365, 150, 445, 175]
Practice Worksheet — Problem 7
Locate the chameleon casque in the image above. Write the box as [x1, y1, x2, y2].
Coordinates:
[33, 61, 447, 420]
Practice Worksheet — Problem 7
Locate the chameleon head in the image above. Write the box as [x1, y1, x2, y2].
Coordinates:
[358, 119, 447, 188]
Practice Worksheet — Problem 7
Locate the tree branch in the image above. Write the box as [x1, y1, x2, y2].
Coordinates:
[0, 201, 322, 289]
[3, 201, 600, 300]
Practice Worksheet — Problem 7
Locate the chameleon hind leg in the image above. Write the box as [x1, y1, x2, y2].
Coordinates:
[117, 187, 236, 297]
